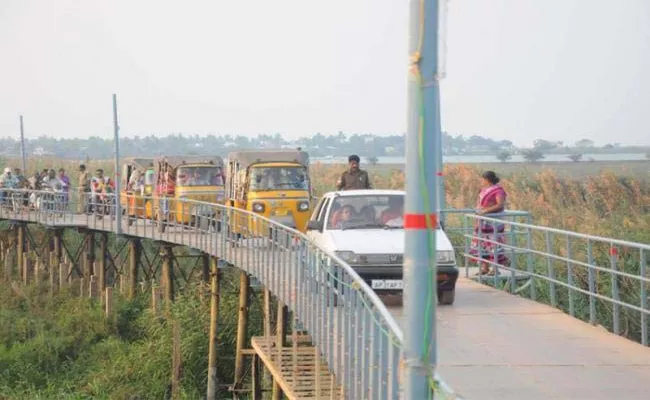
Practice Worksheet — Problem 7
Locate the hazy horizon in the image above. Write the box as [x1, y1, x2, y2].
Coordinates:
[2, 0, 649, 147]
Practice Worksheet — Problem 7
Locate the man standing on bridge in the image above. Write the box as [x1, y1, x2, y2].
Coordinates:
[336, 154, 372, 191]
[78, 164, 90, 213]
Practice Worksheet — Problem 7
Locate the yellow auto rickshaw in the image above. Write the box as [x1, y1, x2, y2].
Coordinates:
[120, 158, 154, 226]
[153, 155, 225, 232]
[226, 149, 311, 235]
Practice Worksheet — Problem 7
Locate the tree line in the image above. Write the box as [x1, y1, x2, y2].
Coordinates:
[0, 132, 647, 160]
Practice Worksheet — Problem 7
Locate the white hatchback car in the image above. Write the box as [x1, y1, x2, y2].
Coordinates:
[306, 189, 459, 304]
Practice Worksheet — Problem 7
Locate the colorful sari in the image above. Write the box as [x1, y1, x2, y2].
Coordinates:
[469, 184, 509, 270]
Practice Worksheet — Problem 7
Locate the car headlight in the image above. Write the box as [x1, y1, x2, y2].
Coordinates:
[437, 250, 455, 264]
[252, 202, 265, 213]
[297, 200, 309, 212]
[335, 251, 360, 264]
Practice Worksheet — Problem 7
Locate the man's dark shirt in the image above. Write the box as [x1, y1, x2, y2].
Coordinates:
[337, 169, 372, 190]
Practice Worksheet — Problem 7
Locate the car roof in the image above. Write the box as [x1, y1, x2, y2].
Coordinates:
[325, 189, 405, 197]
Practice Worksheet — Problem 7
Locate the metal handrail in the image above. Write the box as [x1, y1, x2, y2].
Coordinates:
[462, 213, 650, 347]
[0, 188, 463, 399]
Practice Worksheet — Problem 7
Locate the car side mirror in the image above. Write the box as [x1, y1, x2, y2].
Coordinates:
[306, 220, 323, 232]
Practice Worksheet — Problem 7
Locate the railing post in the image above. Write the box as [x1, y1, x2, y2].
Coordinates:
[610, 244, 621, 335]
[463, 215, 470, 278]
[361, 305, 370, 398]
[526, 226, 535, 300]
[508, 219, 516, 293]
[587, 241, 597, 325]
[545, 231, 556, 307]
[640, 249, 648, 346]
[566, 235, 575, 317]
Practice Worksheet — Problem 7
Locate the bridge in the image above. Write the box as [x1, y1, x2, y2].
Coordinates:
[1, 189, 649, 399]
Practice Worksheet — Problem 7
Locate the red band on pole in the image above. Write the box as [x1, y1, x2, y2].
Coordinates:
[436, 172, 443, 176]
[610, 247, 618, 256]
[404, 213, 438, 229]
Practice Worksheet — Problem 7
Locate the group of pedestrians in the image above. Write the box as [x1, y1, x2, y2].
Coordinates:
[0, 166, 71, 210]
[0, 164, 116, 216]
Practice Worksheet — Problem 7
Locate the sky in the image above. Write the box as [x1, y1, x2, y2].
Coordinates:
[1, 0, 649, 147]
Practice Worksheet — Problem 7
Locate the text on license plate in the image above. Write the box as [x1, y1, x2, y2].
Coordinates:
[371, 280, 404, 290]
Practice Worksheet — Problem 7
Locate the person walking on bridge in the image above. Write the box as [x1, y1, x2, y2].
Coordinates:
[336, 155, 372, 191]
[78, 164, 90, 214]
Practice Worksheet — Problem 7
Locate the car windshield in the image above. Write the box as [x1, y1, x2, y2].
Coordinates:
[177, 166, 224, 186]
[327, 194, 405, 230]
[249, 166, 309, 191]
[144, 169, 155, 185]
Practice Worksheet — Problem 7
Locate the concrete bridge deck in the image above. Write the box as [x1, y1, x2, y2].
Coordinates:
[389, 278, 650, 400]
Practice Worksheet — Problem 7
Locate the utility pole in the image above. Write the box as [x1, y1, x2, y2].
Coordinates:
[19, 115, 27, 173]
[112, 94, 122, 235]
[403, 0, 440, 398]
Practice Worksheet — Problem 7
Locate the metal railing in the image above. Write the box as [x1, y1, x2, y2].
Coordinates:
[462, 213, 650, 346]
[0, 188, 462, 399]
[439, 208, 532, 265]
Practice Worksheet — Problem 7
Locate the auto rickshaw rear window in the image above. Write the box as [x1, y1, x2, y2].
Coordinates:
[177, 166, 223, 186]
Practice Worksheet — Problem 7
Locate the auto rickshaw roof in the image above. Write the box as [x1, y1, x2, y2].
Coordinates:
[156, 155, 225, 168]
[227, 149, 309, 169]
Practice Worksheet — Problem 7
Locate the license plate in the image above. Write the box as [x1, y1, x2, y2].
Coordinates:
[274, 209, 288, 216]
[371, 280, 404, 290]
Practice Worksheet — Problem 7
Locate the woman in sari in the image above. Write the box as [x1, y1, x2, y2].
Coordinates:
[470, 171, 509, 275]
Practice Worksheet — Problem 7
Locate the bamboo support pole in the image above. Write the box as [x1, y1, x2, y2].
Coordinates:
[233, 272, 250, 389]
[206, 257, 221, 400]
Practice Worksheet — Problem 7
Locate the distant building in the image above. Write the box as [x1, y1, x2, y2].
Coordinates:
[32, 147, 53, 156]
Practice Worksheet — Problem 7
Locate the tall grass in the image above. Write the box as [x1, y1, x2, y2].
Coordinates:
[0, 269, 264, 399]
[312, 162, 649, 242]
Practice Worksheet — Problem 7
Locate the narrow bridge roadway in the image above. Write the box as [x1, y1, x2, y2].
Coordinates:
[390, 278, 650, 400]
